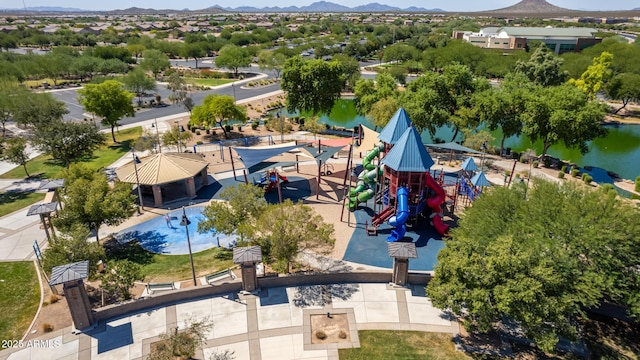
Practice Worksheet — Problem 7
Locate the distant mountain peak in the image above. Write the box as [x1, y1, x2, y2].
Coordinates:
[490, 0, 571, 13]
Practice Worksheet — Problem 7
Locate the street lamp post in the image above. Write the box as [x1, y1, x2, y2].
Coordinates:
[180, 206, 197, 286]
[131, 150, 144, 213]
[232, 83, 236, 103]
[152, 118, 161, 153]
[175, 120, 181, 153]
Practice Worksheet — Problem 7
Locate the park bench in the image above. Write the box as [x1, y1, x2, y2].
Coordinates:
[146, 282, 175, 294]
[204, 268, 235, 285]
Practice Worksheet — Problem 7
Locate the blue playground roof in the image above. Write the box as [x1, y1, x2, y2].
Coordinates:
[461, 157, 478, 171]
[471, 171, 491, 187]
[378, 108, 411, 145]
[382, 127, 434, 172]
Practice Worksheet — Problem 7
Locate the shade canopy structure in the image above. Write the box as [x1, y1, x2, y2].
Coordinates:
[49, 260, 89, 286]
[382, 127, 434, 172]
[233, 246, 263, 264]
[27, 202, 58, 216]
[425, 142, 484, 154]
[232, 142, 324, 174]
[387, 242, 418, 259]
[356, 124, 380, 152]
[115, 153, 208, 186]
[470, 171, 491, 187]
[38, 179, 64, 191]
[461, 157, 479, 172]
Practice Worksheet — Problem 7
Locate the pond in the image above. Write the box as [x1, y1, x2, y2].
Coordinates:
[281, 100, 640, 181]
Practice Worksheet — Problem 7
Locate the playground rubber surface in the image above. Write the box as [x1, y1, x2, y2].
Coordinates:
[212, 175, 312, 204]
[342, 205, 446, 271]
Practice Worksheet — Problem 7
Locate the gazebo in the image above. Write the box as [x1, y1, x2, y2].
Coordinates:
[115, 153, 209, 207]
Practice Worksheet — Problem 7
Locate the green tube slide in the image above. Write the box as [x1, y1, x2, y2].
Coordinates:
[349, 180, 366, 196]
[347, 143, 385, 210]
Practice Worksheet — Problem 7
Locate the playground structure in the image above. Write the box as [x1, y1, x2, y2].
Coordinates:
[254, 169, 289, 192]
[348, 108, 451, 241]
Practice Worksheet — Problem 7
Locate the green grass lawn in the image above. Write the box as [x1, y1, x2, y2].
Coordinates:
[0, 262, 41, 342]
[0, 127, 142, 180]
[184, 78, 234, 87]
[104, 239, 234, 282]
[0, 192, 46, 217]
[339, 330, 470, 360]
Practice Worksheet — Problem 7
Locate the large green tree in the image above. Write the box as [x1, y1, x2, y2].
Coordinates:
[606, 72, 640, 114]
[515, 47, 567, 87]
[569, 52, 613, 100]
[139, 49, 171, 79]
[400, 64, 487, 139]
[521, 83, 608, 156]
[42, 224, 106, 277]
[215, 44, 251, 78]
[122, 68, 156, 106]
[254, 199, 335, 273]
[78, 80, 135, 142]
[32, 119, 105, 168]
[0, 78, 27, 139]
[54, 164, 136, 243]
[198, 183, 267, 244]
[281, 55, 345, 116]
[474, 73, 534, 155]
[1, 137, 30, 176]
[181, 43, 206, 69]
[428, 179, 640, 352]
[257, 50, 286, 80]
[353, 72, 398, 127]
[190, 94, 246, 139]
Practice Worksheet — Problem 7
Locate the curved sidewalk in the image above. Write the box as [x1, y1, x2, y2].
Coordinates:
[0, 281, 456, 360]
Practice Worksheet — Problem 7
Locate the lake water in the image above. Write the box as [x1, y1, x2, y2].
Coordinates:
[282, 100, 640, 181]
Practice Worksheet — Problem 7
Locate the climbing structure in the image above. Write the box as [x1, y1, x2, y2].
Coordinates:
[358, 108, 450, 239]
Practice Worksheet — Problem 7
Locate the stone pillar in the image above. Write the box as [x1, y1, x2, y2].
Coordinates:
[186, 177, 196, 197]
[152, 185, 163, 206]
[201, 168, 209, 186]
[63, 279, 94, 330]
[241, 263, 258, 292]
[392, 258, 409, 286]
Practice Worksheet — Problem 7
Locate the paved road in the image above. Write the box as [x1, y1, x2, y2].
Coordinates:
[52, 60, 379, 127]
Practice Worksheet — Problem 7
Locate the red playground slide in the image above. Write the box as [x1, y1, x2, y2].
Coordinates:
[424, 173, 450, 236]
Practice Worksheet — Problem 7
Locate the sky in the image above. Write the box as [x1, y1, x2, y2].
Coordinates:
[14, 0, 638, 12]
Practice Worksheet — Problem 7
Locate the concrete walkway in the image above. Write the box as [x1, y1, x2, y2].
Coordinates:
[0, 282, 458, 360]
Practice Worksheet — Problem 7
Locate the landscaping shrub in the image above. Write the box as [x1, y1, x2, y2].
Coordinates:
[583, 175, 593, 184]
[196, 130, 201, 135]
[251, 121, 259, 130]
[42, 323, 54, 333]
[338, 330, 347, 339]
[315, 330, 327, 340]
[206, 129, 210, 135]
[558, 171, 565, 179]
[224, 124, 232, 133]
[532, 160, 539, 168]
[561, 165, 568, 173]
[571, 168, 580, 177]
[196, 141, 203, 145]
[236, 124, 243, 131]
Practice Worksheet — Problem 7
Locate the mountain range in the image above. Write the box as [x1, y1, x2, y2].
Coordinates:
[208, 1, 442, 13]
[1, 1, 443, 13]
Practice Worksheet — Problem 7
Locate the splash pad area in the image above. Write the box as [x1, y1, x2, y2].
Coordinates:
[114, 206, 235, 255]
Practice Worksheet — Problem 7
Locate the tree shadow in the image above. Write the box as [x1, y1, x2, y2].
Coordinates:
[103, 237, 154, 265]
[291, 257, 359, 308]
